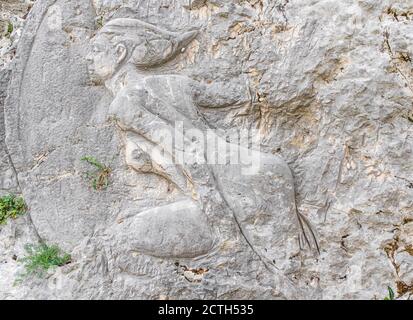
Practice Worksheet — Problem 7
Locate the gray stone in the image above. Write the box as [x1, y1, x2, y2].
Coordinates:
[0, 68, 19, 195]
[0, 0, 412, 300]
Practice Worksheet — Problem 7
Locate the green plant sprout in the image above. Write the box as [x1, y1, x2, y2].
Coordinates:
[6, 22, 13, 37]
[96, 16, 104, 29]
[384, 286, 395, 300]
[81, 156, 112, 190]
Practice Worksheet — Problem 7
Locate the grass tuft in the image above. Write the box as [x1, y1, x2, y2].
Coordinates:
[19, 243, 71, 278]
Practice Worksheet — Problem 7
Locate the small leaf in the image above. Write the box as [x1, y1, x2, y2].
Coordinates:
[7, 22, 13, 36]
[388, 286, 395, 300]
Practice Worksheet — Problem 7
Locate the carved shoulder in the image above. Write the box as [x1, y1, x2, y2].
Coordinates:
[191, 78, 251, 109]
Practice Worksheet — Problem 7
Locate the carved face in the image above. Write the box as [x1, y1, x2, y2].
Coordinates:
[86, 35, 126, 84]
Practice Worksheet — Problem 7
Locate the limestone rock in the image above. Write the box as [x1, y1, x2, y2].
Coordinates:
[0, 0, 412, 300]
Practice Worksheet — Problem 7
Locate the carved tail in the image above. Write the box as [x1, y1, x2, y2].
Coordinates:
[296, 209, 320, 254]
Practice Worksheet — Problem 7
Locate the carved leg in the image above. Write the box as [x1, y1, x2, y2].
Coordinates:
[111, 199, 216, 258]
[213, 148, 313, 271]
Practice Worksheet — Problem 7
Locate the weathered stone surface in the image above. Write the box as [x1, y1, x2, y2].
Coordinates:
[0, 68, 18, 195]
[0, 0, 412, 300]
[0, 0, 35, 68]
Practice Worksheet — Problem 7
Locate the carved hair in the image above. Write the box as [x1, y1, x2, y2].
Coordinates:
[98, 18, 198, 68]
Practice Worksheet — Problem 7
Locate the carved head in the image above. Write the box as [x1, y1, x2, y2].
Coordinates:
[86, 18, 198, 83]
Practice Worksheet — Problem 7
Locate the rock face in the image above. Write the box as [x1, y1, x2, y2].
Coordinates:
[0, 0, 35, 68]
[0, 0, 412, 300]
[0, 68, 18, 194]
